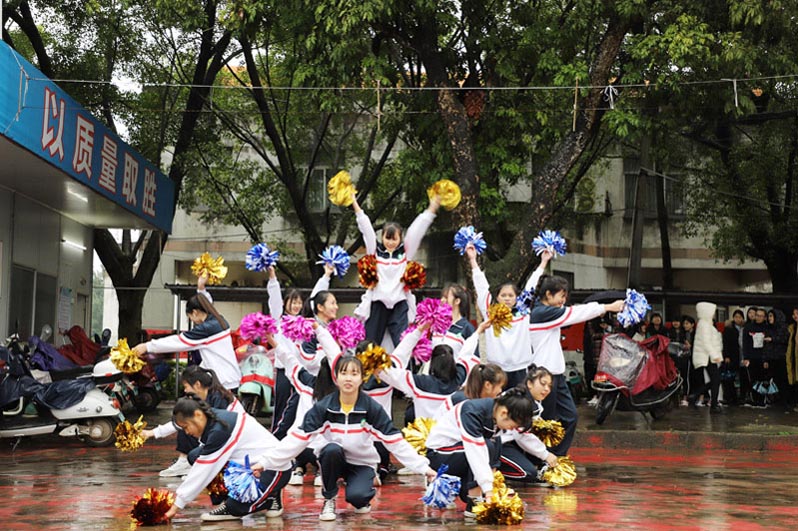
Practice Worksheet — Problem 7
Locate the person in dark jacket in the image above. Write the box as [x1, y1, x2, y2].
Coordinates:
[722, 310, 745, 405]
[646, 312, 669, 338]
[742, 308, 771, 406]
[767, 309, 791, 411]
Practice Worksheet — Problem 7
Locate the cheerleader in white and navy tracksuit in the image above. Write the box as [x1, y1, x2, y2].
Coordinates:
[162, 398, 291, 523]
[499, 365, 560, 482]
[253, 355, 437, 522]
[528, 275, 624, 455]
[351, 193, 440, 348]
[432, 283, 477, 356]
[466, 244, 552, 388]
[143, 366, 244, 480]
[267, 264, 332, 435]
[378, 321, 487, 422]
[425, 387, 536, 518]
[133, 275, 241, 390]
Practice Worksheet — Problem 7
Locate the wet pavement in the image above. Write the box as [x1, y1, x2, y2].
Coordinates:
[2, 402, 798, 530]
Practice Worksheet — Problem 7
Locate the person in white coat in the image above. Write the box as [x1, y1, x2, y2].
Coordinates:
[690, 301, 723, 413]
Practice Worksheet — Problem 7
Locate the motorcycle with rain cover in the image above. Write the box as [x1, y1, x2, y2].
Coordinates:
[237, 341, 274, 417]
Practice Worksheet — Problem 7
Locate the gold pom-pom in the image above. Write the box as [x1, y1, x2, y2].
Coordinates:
[531, 418, 565, 448]
[427, 179, 461, 210]
[191, 252, 228, 285]
[114, 415, 147, 452]
[541, 455, 577, 487]
[327, 170, 357, 207]
[472, 471, 525, 525]
[402, 417, 436, 456]
[110, 338, 146, 374]
[401, 261, 426, 291]
[358, 254, 379, 289]
[130, 488, 174, 526]
[543, 490, 578, 514]
[205, 471, 228, 497]
[356, 343, 391, 381]
[487, 303, 512, 337]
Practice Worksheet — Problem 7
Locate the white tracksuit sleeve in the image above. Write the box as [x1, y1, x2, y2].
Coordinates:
[455, 332, 482, 372]
[403, 210, 436, 260]
[151, 422, 177, 439]
[267, 278, 283, 318]
[472, 267, 492, 321]
[524, 264, 546, 292]
[459, 410, 494, 495]
[315, 326, 344, 368]
[377, 367, 413, 397]
[356, 210, 378, 255]
[254, 429, 312, 471]
[514, 432, 550, 461]
[390, 328, 423, 369]
[310, 275, 330, 297]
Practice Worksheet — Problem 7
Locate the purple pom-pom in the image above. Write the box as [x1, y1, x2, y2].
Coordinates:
[327, 316, 366, 350]
[280, 315, 316, 343]
[453, 226, 487, 255]
[223, 456, 262, 503]
[317, 245, 351, 277]
[415, 298, 453, 335]
[531, 230, 567, 258]
[239, 312, 277, 342]
[246, 243, 280, 272]
[421, 464, 461, 508]
[617, 289, 651, 328]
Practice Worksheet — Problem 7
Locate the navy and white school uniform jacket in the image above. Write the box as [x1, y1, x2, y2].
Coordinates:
[472, 265, 546, 372]
[175, 409, 287, 509]
[268, 275, 329, 371]
[274, 335, 316, 431]
[425, 398, 501, 495]
[499, 401, 550, 462]
[432, 317, 476, 357]
[255, 390, 430, 474]
[145, 310, 241, 390]
[151, 390, 244, 440]
[380, 332, 482, 418]
[528, 302, 606, 375]
[315, 325, 423, 418]
[353, 209, 436, 320]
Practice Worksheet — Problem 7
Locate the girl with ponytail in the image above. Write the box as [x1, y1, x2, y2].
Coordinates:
[142, 366, 244, 478]
[132, 274, 241, 391]
[162, 397, 291, 523]
[425, 385, 536, 519]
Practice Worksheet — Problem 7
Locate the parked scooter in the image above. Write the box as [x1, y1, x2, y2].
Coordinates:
[237, 342, 274, 417]
[0, 344, 123, 446]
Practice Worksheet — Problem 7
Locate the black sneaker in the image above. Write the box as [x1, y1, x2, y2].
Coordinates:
[464, 496, 484, 520]
[265, 493, 284, 518]
[201, 503, 241, 521]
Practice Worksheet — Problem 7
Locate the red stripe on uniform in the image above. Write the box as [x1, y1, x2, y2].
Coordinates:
[528, 307, 573, 331]
[195, 415, 247, 465]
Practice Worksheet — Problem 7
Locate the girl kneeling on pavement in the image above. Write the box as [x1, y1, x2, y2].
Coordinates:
[163, 397, 291, 522]
[499, 364, 560, 483]
[424, 386, 536, 519]
[253, 355, 437, 521]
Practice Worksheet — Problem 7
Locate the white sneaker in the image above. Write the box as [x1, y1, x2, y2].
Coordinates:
[201, 503, 241, 521]
[396, 467, 418, 476]
[288, 467, 305, 486]
[159, 458, 191, 477]
[314, 474, 323, 487]
[587, 396, 599, 407]
[354, 504, 371, 514]
[319, 498, 337, 521]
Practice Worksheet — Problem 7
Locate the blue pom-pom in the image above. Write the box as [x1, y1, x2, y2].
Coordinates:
[223, 455, 263, 503]
[317, 245, 351, 277]
[421, 464, 461, 509]
[246, 243, 280, 272]
[617, 289, 651, 328]
[516, 289, 534, 316]
[453, 226, 487, 255]
[531, 230, 567, 257]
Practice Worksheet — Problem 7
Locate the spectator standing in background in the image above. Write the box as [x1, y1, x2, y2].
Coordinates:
[766, 309, 791, 412]
[786, 307, 798, 411]
[722, 310, 745, 406]
[690, 302, 723, 414]
[742, 308, 771, 407]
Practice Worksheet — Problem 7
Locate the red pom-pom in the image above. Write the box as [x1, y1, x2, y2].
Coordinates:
[358, 254, 379, 288]
[130, 488, 174, 526]
[402, 261, 427, 291]
[206, 471, 228, 497]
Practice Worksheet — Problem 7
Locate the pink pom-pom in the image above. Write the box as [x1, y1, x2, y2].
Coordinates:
[415, 299, 453, 335]
[280, 315, 315, 343]
[238, 312, 277, 342]
[327, 316, 366, 350]
[413, 336, 433, 364]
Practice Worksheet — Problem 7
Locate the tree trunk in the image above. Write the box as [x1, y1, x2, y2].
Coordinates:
[117, 288, 146, 343]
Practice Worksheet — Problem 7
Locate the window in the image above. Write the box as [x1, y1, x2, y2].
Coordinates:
[8, 265, 57, 339]
[306, 167, 342, 214]
[623, 158, 685, 218]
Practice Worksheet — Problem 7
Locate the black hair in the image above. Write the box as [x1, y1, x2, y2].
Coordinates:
[650, 312, 663, 323]
[181, 365, 235, 404]
[283, 288, 303, 315]
[494, 281, 519, 302]
[464, 363, 507, 398]
[172, 396, 228, 430]
[732, 309, 745, 319]
[382, 221, 403, 240]
[524, 363, 553, 386]
[312, 355, 365, 401]
[494, 385, 535, 432]
[535, 275, 570, 304]
[442, 283, 471, 319]
[310, 290, 335, 318]
[682, 315, 696, 325]
[429, 345, 457, 383]
[186, 294, 229, 329]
